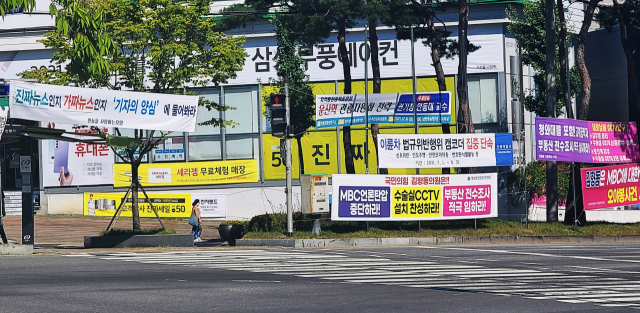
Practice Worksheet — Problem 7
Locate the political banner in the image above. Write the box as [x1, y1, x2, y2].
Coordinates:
[41, 124, 114, 187]
[535, 117, 639, 163]
[113, 159, 258, 188]
[582, 164, 640, 210]
[9, 80, 199, 132]
[377, 133, 513, 168]
[195, 194, 227, 218]
[315, 91, 451, 129]
[331, 173, 497, 221]
[83, 192, 190, 217]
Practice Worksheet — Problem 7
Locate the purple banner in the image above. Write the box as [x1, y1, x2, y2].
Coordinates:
[535, 117, 639, 163]
[338, 186, 391, 218]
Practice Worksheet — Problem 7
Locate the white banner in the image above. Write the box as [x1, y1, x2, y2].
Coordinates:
[377, 134, 514, 168]
[40, 124, 114, 187]
[332, 173, 498, 221]
[315, 91, 452, 128]
[9, 81, 199, 132]
[195, 194, 227, 218]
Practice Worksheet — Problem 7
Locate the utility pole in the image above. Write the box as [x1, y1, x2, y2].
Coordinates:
[545, 0, 558, 221]
[285, 77, 293, 237]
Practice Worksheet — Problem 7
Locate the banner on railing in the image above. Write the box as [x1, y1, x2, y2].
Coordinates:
[315, 92, 452, 129]
[377, 133, 513, 168]
[331, 173, 498, 221]
[535, 117, 639, 163]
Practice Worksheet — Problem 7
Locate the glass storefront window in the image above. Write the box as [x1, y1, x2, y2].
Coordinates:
[191, 88, 221, 136]
[188, 136, 222, 161]
[468, 75, 498, 133]
[224, 87, 258, 134]
[226, 135, 257, 160]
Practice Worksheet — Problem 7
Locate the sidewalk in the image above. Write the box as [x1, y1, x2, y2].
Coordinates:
[1, 214, 222, 245]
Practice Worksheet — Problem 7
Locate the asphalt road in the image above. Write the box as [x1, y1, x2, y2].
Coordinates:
[3, 244, 640, 312]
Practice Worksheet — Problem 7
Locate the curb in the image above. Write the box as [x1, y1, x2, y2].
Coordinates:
[236, 235, 640, 248]
[1, 244, 34, 255]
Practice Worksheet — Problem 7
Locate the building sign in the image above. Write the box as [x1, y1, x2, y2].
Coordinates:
[582, 164, 640, 210]
[331, 173, 498, 221]
[315, 92, 452, 128]
[41, 124, 114, 187]
[535, 117, 639, 163]
[9, 81, 199, 132]
[232, 33, 504, 85]
[83, 192, 190, 217]
[4, 191, 21, 216]
[377, 133, 513, 168]
[113, 159, 258, 187]
[195, 194, 227, 218]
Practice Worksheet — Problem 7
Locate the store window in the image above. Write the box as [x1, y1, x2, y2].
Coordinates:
[191, 88, 221, 136]
[224, 87, 259, 134]
[189, 136, 222, 161]
[468, 75, 499, 133]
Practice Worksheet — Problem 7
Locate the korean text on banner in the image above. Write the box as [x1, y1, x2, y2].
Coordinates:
[84, 192, 190, 217]
[113, 159, 258, 188]
[332, 173, 498, 221]
[9, 81, 199, 132]
[194, 194, 227, 218]
[581, 164, 640, 210]
[315, 91, 451, 129]
[378, 133, 513, 168]
[535, 117, 639, 163]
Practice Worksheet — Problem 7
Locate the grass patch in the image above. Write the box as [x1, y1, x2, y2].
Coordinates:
[244, 219, 640, 239]
[99, 227, 177, 236]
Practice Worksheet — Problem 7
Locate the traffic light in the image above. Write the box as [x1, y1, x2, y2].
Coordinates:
[270, 94, 287, 137]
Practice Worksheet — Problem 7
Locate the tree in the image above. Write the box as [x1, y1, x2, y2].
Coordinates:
[457, 0, 473, 134]
[507, 1, 580, 117]
[597, 0, 640, 137]
[1, 0, 35, 16]
[22, 0, 247, 231]
[576, 0, 602, 120]
[270, 14, 316, 175]
[362, 0, 390, 174]
[248, 0, 363, 174]
[385, 0, 479, 173]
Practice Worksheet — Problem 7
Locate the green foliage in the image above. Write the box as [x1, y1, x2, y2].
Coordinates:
[0, 0, 35, 17]
[383, 1, 480, 60]
[99, 227, 177, 236]
[220, 220, 249, 226]
[264, 15, 315, 139]
[507, 161, 571, 206]
[245, 219, 640, 238]
[247, 212, 314, 232]
[507, 1, 580, 117]
[21, 0, 248, 128]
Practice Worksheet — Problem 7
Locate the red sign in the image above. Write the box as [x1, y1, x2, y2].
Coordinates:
[581, 164, 640, 210]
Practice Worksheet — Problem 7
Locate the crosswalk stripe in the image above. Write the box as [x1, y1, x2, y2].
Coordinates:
[68, 249, 640, 309]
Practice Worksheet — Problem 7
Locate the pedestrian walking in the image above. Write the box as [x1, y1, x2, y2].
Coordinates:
[189, 199, 202, 242]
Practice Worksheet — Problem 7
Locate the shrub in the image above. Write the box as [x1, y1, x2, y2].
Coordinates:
[247, 212, 317, 232]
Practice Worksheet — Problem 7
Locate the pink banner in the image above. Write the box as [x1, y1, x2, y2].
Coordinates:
[582, 164, 640, 210]
[588, 121, 639, 163]
[442, 185, 492, 216]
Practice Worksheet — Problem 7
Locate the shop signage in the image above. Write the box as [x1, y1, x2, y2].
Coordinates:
[113, 159, 258, 188]
[84, 192, 190, 217]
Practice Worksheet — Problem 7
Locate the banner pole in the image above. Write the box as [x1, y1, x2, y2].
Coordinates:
[364, 24, 370, 175]
[411, 27, 419, 175]
[572, 162, 577, 226]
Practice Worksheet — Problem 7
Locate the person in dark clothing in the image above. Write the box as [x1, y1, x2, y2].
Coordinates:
[0, 192, 8, 244]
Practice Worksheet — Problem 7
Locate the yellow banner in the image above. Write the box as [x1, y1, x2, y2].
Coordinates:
[391, 187, 442, 218]
[84, 192, 190, 217]
[262, 134, 300, 180]
[114, 159, 258, 188]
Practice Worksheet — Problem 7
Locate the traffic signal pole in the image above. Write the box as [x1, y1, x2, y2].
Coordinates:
[285, 77, 293, 237]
